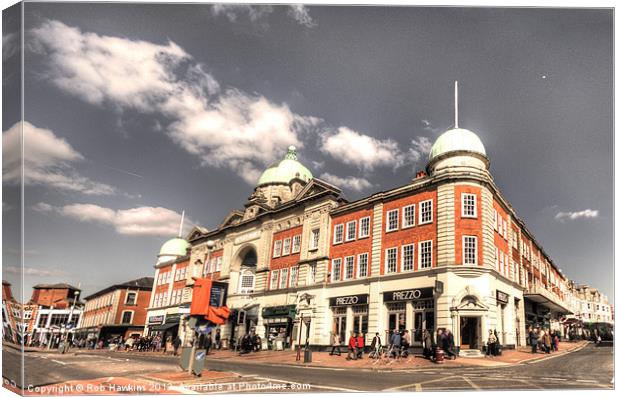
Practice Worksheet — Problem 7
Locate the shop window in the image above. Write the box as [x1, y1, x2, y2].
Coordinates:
[353, 305, 368, 336]
[332, 306, 347, 343]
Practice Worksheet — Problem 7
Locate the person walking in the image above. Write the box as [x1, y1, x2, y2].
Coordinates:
[215, 328, 221, 350]
[356, 333, 365, 359]
[172, 335, 182, 356]
[486, 330, 497, 357]
[493, 329, 501, 356]
[205, 332, 213, 355]
[329, 332, 341, 356]
[550, 331, 557, 352]
[401, 330, 411, 357]
[542, 330, 552, 354]
[346, 332, 358, 360]
[444, 330, 456, 359]
[369, 332, 382, 358]
[423, 329, 434, 360]
[389, 329, 402, 358]
[528, 327, 538, 353]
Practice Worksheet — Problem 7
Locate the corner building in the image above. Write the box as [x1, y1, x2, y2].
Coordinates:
[188, 124, 571, 353]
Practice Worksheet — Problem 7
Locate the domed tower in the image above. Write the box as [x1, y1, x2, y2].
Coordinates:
[156, 211, 190, 265]
[426, 82, 489, 177]
[246, 146, 313, 215]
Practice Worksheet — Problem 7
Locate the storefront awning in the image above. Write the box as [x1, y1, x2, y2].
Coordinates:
[150, 322, 179, 331]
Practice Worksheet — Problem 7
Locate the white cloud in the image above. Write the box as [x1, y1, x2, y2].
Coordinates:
[2, 121, 116, 195]
[319, 172, 373, 192]
[555, 209, 599, 222]
[30, 20, 316, 185]
[288, 5, 316, 27]
[408, 136, 433, 162]
[4, 265, 65, 277]
[34, 202, 193, 237]
[320, 127, 404, 171]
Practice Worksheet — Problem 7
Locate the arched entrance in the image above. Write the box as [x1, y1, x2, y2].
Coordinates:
[451, 291, 489, 351]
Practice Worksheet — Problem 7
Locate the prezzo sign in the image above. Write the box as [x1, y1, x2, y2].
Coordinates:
[329, 294, 369, 307]
[383, 287, 433, 302]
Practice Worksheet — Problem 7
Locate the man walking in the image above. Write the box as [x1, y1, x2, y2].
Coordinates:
[356, 333, 365, 359]
[389, 329, 401, 358]
[370, 332, 382, 358]
[329, 332, 341, 356]
[529, 327, 538, 353]
[346, 332, 358, 360]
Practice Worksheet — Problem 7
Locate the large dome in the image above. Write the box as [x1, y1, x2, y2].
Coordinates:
[158, 237, 190, 258]
[257, 146, 313, 186]
[429, 128, 486, 161]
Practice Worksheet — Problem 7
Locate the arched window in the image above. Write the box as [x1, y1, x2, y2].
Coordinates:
[239, 270, 255, 294]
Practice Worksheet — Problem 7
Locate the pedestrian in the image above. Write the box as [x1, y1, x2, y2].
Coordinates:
[542, 330, 552, 354]
[529, 327, 538, 353]
[329, 332, 341, 356]
[444, 330, 456, 360]
[369, 332, 382, 359]
[401, 330, 411, 357]
[356, 332, 365, 359]
[173, 335, 182, 356]
[423, 329, 434, 360]
[205, 332, 213, 355]
[493, 329, 501, 356]
[554, 333, 559, 351]
[215, 328, 222, 350]
[550, 331, 557, 352]
[346, 332, 357, 360]
[389, 329, 402, 358]
[486, 330, 497, 357]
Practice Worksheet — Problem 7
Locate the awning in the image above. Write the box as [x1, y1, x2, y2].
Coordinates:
[150, 322, 179, 331]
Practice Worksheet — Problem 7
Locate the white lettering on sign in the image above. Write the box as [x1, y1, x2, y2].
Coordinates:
[234, 229, 261, 245]
[392, 290, 422, 301]
[335, 296, 359, 305]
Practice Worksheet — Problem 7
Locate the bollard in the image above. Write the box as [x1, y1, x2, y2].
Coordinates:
[435, 347, 445, 364]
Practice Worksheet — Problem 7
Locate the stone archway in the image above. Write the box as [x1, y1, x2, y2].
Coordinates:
[451, 287, 489, 351]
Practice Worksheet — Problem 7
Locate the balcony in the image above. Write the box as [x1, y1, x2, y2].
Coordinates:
[524, 284, 573, 314]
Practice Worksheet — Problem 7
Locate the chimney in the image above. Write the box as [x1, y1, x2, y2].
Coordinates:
[415, 170, 427, 179]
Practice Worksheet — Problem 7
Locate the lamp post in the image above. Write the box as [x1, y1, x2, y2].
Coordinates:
[61, 290, 80, 354]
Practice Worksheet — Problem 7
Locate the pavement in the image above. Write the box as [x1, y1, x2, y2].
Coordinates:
[2, 340, 612, 394]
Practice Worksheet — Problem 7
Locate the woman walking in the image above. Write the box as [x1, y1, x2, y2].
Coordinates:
[329, 332, 341, 356]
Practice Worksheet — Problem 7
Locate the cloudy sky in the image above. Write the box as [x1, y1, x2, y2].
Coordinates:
[2, 4, 612, 301]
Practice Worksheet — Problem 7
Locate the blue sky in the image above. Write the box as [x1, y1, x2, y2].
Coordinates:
[2, 4, 613, 300]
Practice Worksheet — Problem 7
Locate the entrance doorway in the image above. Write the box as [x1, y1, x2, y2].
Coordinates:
[460, 316, 479, 349]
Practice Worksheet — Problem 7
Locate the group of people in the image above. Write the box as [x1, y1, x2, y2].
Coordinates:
[423, 329, 457, 361]
[485, 329, 502, 357]
[528, 327, 560, 354]
[238, 330, 262, 354]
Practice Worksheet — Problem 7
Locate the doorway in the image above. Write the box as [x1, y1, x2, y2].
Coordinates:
[460, 316, 479, 349]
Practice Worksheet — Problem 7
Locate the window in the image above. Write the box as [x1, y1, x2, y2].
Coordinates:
[273, 240, 282, 257]
[344, 256, 355, 279]
[282, 238, 291, 256]
[332, 258, 342, 281]
[270, 270, 280, 290]
[333, 224, 344, 244]
[496, 246, 500, 271]
[346, 221, 357, 241]
[499, 251, 504, 273]
[292, 235, 301, 253]
[462, 193, 476, 218]
[358, 253, 368, 278]
[420, 200, 433, 224]
[493, 209, 498, 230]
[402, 204, 416, 228]
[386, 209, 399, 232]
[308, 264, 317, 285]
[215, 257, 222, 272]
[498, 217, 503, 236]
[37, 314, 49, 328]
[402, 244, 415, 271]
[289, 266, 298, 287]
[310, 229, 320, 250]
[385, 247, 398, 273]
[463, 236, 477, 265]
[359, 217, 371, 238]
[121, 311, 133, 324]
[239, 271, 255, 293]
[503, 222, 507, 240]
[419, 240, 433, 268]
[166, 271, 172, 284]
[280, 268, 289, 289]
[125, 292, 137, 305]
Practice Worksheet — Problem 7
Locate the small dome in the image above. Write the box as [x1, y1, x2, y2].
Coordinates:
[429, 128, 486, 161]
[158, 237, 190, 258]
[257, 146, 313, 186]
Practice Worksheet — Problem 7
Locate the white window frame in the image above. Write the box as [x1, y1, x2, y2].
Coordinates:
[216, 257, 222, 272]
[310, 229, 320, 250]
[333, 224, 344, 244]
[357, 253, 368, 278]
[385, 247, 398, 274]
[121, 310, 134, 324]
[493, 209, 498, 230]
[462, 235, 477, 265]
[292, 235, 302, 253]
[345, 220, 357, 242]
[344, 256, 355, 280]
[125, 291, 137, 305]
[402, 204, 416, 228]
[503, 222, 507, 240]
[270, 270, 280, 290]
[280, 268, 289, 289]
[386, 209, 399, 232]
[289, 266, 298, 287]
[282, 238, 291, 256]
[273, 240, 282, 258]
[419, 200, 433, 225]
[461, 193, 477, 218]
[499, 251, 505, 273]
[358, 217, 371, 238]
[332, 258, 342, 282]
[418, 240, 433, 269]
[401, 244, 415, 271]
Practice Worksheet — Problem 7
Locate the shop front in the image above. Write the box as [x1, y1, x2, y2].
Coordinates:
[262, 305, 296, 350]
[383, 287, 434, 346]
[329, 294, 369, 344]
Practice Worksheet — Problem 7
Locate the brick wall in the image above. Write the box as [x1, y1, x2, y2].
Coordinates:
[454, 185, 483, 265]
[329, 206, 374, 280]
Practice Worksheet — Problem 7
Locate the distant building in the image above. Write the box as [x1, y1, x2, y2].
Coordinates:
[30, 283, 81, 309]
[29, 284, 82, 347]
[76, 277, 154, 344]
[2, 280, 18, 343]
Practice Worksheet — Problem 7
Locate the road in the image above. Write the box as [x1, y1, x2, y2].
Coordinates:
[2, 343, 613, 392]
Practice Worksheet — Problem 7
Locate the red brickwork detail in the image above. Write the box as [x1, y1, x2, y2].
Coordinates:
[113, 289, 152, 326]
[454, 185, 483, 266]
[329, 207, 374, 280]
[270, 226, 303, 271]
[493, 200, 510, 277]
[30, 288, 73, 308]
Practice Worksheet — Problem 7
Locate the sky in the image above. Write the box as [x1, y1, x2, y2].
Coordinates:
[1, 4, 613, 301]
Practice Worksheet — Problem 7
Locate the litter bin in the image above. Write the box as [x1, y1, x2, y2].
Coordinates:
[434, 347, 445, 364]
[303, 349, 312, 363]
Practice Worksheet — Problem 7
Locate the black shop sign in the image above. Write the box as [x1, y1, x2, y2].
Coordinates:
[329, 294, 369, 307]
[496, 290, 509, 304]
[383, 287, 433, 302]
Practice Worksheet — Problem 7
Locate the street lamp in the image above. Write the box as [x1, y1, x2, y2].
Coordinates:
[61, 290, 80, 354]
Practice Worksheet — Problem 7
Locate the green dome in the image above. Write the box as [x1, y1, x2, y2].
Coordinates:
[257, 146, 313, 186]
[158, 237, 190, 257]
[429, 128, 486, 161]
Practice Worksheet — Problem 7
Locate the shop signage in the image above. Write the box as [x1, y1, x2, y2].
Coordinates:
[435, 280, 444, 294]
[262, 305, 296, 318]
[234, 230, 261, 245]
[496, 290, 509, 304]
[383, 287, 433, 302]
[329, 294, 368, 306]
[165, 313, 182, 323]
[148, 315, 164, 325]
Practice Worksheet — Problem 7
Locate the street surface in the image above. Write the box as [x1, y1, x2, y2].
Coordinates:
[2, 343, 613, 393]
